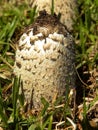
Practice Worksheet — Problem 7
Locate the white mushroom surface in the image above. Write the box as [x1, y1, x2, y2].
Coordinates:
[14, 11, 76, 109]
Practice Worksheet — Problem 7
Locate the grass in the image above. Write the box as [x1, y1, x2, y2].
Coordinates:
[74, 0, 98, 70]
[0, 0, 98, 129]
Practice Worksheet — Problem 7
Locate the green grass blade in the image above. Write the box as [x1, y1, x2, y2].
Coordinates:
[12, 76, 20, 122]
[7, 16, 19, 42]
[40, 97, 49, 116]
[48, 115, 53, 130]
[51, 0, 54, 15]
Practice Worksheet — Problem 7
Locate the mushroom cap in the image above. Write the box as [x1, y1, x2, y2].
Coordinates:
[14, 11, 76, 109]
